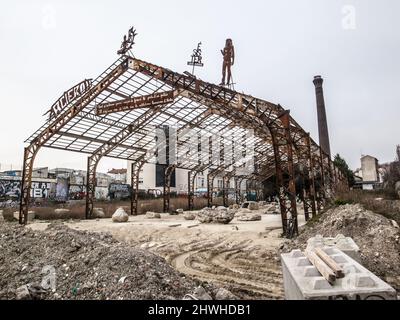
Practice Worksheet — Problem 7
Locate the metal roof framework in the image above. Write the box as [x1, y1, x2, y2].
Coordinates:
[20, 54, 348, 238]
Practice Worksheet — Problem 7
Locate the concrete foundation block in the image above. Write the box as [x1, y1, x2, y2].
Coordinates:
[281, 247, 397, 300]
[306, 234, 361, 262]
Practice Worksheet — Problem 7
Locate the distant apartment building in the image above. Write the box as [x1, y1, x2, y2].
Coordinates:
[354, 155, 382, 190]
[107, 168, 127, 184]
[126, 161, 237, 195]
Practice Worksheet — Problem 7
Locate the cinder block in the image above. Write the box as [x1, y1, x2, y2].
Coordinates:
[281, 247, 397, 300]
[307, 234, 361, 262]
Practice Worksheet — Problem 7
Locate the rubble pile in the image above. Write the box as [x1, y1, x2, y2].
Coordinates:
[282, 203, 400, 292]
[197, 207, 236, 224]
[0, 223, 207, 300]
[236, 209, 262, 222]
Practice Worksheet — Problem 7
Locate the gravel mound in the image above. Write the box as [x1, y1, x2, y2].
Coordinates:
[282, 203, 400, 292]
[0, 222, 203, 300]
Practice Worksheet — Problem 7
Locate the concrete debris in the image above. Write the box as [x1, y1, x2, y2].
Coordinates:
[191, 286, 212, 300]
[229, 204, 240, 210]
[197, 207, 236, 224]
[0, 223, 211, 300]
[241, 201, 259, 211]
[146, 211, 161, 219]
[15, 285, 31, 300]
[0, 210, 4, 223]
[13, 211, 35, 222]
[183, 212, 196, 220]
[111, 208, 129, 223]
[175, 209, 184, 215]
[93, 208, 105, 219]
[236, 212, 262, 222]
[54, 209, 71, 215]
[215, 288, 238, 300]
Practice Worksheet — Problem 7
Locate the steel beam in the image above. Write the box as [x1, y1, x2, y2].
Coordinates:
[163, 165, 176, 213]
[131, 159, 146, 215]
[271, 111, 298, 238]
[20, 57, 128, 224]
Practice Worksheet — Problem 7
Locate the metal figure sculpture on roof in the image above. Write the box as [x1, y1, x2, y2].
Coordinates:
[220, 39, 235, 86]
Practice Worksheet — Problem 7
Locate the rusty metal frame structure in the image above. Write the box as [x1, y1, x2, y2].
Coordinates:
[20, 54, 348, 238]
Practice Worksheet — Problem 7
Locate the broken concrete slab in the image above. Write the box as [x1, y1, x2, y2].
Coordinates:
[241, 201, 259, 211]
[112, 208, 129, 223]
[237, 212, 262, 222]
[146, 211, 161, 219]
[197, 207, 235, 224]
[93, 208, 105, 218]
[183, 212, 196, 220]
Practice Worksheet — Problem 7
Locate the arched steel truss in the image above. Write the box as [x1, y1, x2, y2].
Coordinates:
[20, 55, 349, 238]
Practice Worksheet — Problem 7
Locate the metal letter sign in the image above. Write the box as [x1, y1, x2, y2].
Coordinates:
[43, 79, 92, 121]
[96, 90, 176, 116]
[187, 42, 203, 75]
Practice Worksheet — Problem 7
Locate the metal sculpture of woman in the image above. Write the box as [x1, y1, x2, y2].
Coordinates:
[220, 39, 235, 86]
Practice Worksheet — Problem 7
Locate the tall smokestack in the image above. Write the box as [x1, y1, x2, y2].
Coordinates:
[313, 75, 331, 157]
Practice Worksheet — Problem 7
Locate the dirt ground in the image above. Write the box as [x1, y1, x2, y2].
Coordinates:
[29, 211, 307, 300]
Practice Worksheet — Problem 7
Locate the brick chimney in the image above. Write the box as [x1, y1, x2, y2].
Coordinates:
[313, 75, 331, 157]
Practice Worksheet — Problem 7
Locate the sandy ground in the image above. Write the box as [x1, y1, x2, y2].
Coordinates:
[29, 211, 306, 299]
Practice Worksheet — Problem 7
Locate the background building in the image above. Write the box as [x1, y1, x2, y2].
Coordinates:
[354, 155, 382, 190]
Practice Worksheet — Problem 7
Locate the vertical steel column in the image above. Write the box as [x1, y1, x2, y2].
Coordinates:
[131, 160, 145, 215]
[207, 173, 217, 207]
[222, 175, 230, 207]
[188, 170, 198, 211]
[19, 144, 39, 224]
[85, 154, 101, 219]
[235, 177, 243, 205]
[163, 165, 176, 213]
[271, 111, 298, 238]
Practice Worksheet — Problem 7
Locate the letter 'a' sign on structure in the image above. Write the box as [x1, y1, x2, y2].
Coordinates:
[96, 90, 177, 116]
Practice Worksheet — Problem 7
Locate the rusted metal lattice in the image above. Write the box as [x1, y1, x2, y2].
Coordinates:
[20, 54, 348, 238]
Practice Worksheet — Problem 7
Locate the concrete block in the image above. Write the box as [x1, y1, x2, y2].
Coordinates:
[307, 234, 361, 262]
[13, 211, 35, 222]
[281, 247, 397, 300]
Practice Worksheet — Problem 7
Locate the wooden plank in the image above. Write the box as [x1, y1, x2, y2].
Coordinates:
[305, 249, 336, 284]
[314, 247, 345, 278]
[168, 224, 182, 228]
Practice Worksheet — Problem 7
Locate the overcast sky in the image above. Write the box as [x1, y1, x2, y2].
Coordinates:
[0, 0, 399, 173]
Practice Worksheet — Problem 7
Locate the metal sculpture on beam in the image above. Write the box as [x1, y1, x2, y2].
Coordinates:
[187, 42, 204, 76]
[117, 27, 137, 55]
[220, 39, 235, 87]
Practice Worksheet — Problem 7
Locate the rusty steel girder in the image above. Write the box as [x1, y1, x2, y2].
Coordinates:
[130, 158, 146, 215]
[21, 53, 347, 244]
[163, 165, 176, 213]
[270, 111, 298, 238]
[20, 57, 128, 224]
